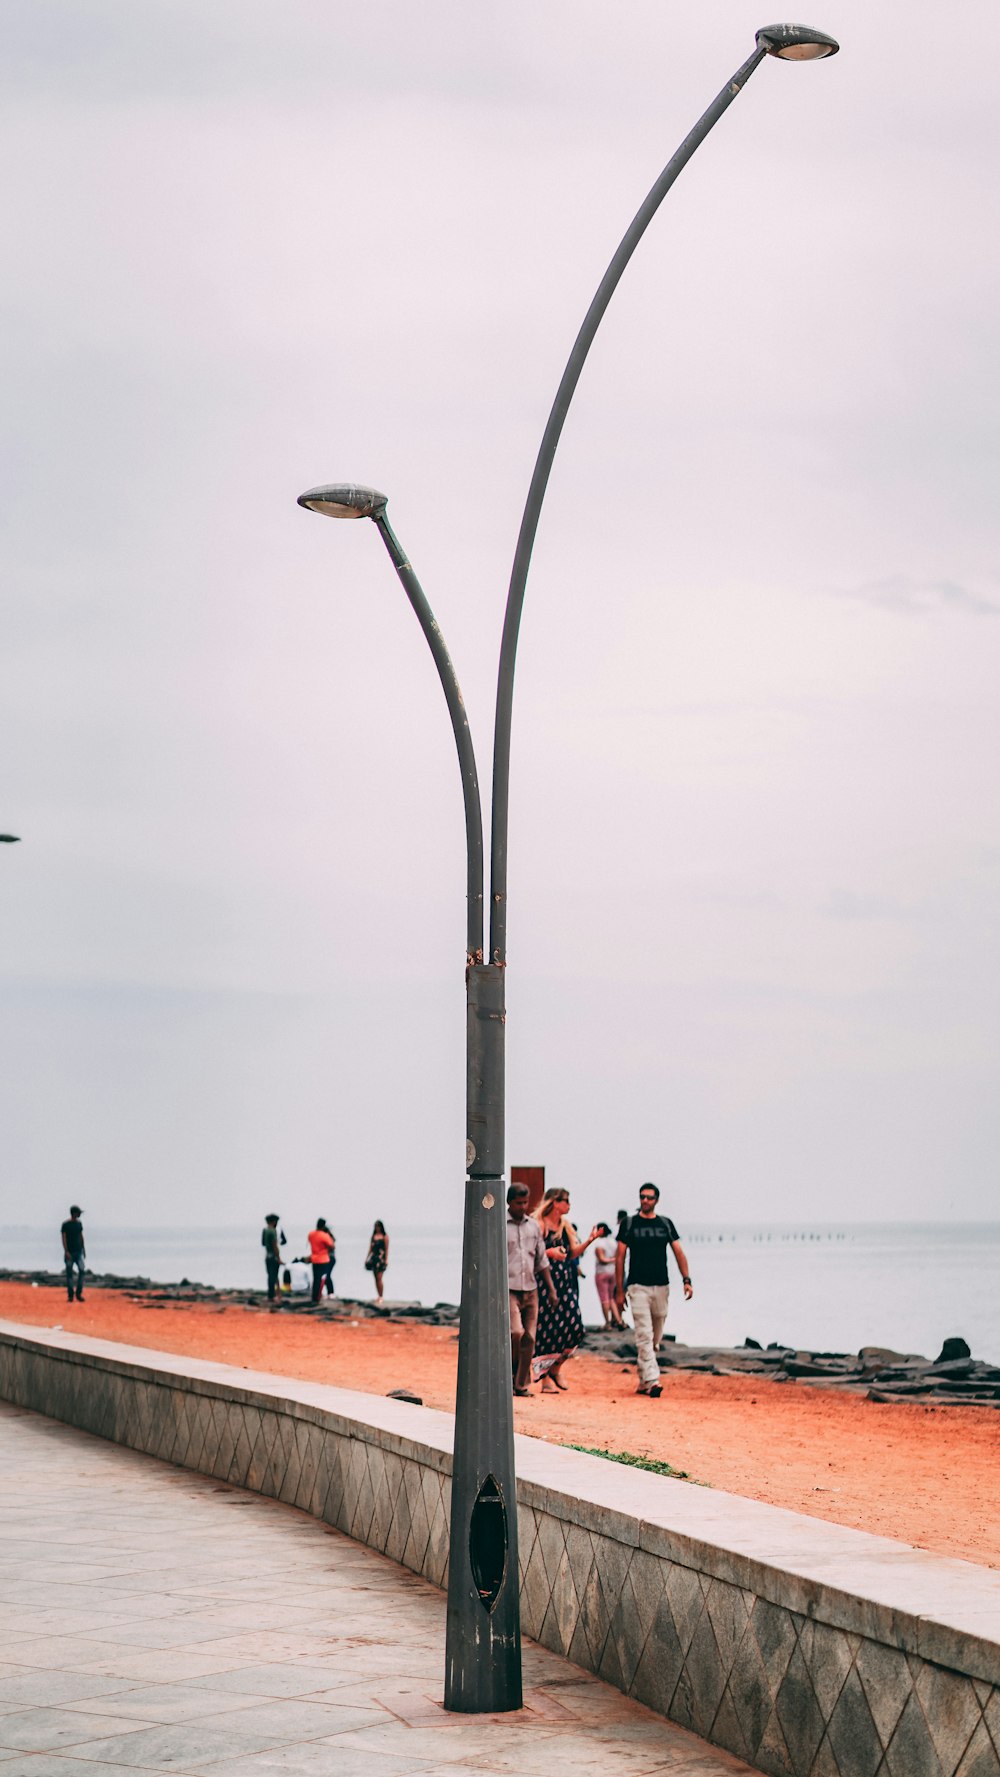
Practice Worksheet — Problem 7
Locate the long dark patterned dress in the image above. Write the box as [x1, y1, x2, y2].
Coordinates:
[532, 1225, 585, 1379]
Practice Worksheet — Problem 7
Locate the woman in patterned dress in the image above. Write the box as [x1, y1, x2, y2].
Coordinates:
[531, 1189, 600, 1393]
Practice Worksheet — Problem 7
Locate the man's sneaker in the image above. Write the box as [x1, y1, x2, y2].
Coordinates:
[648, 1383, 662, 1398]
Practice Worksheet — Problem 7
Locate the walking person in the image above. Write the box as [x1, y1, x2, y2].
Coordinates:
[531, 1188, 600, 1393]
[261, 1213, 286, 1303]
[614, 1183, 693, 1396]
[592, 1222, 623, 1328]
[506, 1183, 557, 1396]
[307, 1218, 335, 1304]
[365, 1220, 389, 1300]
[61, 1206, 86, 1303]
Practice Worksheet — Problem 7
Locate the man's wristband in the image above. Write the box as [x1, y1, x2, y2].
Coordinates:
[682, 1275, 692, 1285]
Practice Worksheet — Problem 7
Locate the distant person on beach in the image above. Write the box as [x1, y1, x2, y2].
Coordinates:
[61, 1206, 86, 1303]
[506, 1183, 557, 1396]
[262, 1214, 286, 1303]
[531, 1188, 600, 1393]
[592, 1222, 623, 1327]
[307, 1218, 335, 1303]
[365, 1221, 389, 1299]
[615, 1183, 693, 1397]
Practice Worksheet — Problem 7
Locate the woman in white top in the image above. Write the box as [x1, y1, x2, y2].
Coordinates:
[592, 1221, 623, 1327]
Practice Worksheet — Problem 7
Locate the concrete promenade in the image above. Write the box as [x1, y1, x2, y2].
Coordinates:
[0, 1401, 752, 1776]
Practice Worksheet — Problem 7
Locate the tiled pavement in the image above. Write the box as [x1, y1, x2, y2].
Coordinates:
[0, 1401, 754, 1777]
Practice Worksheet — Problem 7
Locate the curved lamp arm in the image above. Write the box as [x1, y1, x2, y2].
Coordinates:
[373, 512, 486, 963]
[489, 39, 772, 964]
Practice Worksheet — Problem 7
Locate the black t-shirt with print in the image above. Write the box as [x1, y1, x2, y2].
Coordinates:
[61, 1218, 84, 1256]
[618, 1213, 679, 1287]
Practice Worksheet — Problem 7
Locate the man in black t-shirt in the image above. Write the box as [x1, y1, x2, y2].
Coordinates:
[61, 1206, 86, 1303]
[614, 1183, 693, 1396]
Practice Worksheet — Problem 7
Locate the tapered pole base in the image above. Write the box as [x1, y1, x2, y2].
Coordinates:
[444, 963, 521, 1712]
[444, 1174, 521, 1711]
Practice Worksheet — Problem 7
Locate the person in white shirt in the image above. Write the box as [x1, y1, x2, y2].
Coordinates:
[592, 1221, 623, 1327]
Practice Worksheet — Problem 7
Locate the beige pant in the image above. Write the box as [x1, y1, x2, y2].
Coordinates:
[509, 1289, 539, 1390]
[627, 1283, 669, 1385]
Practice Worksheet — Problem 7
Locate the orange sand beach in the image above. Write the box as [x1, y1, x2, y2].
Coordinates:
[1, 1281, 997, 1570]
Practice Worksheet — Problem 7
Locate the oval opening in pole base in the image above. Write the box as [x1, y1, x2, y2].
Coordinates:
[469, 1474, 508, 1611]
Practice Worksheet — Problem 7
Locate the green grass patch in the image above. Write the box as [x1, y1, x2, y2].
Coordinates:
[566, 1445, 708, 1485]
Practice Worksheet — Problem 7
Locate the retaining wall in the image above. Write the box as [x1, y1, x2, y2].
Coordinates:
[1, 1319, 997, 1777]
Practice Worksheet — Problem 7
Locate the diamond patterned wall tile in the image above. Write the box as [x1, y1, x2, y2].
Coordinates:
[276, 1414, 304, 1505]
[284, 1413, 308, 1504]
[562, 1520, 594, 1598]
[422, 1494, 449, 1589]
[172, 1395, 196, 1469]
[243, 1416, 268, 1492]
[711, 1683, 754, 1766]
[520, 1526, 553, 1641]
[210, 1402, 238, 1481]
[536, 1511, 568, 1592]
[915, 1662, 984, 1775]
[401, 1466, 432, 1576]
[797, 1618, 856, 1724]
[625, 1546, 666, 1641]
[349, 1446, 377, 1544]
[575, 1540, 614, 1670]
[419, 1464, 443, 1538]
[308, 1436, 335, 1522]
[606, 1567, 650, 1694]
[666, 1561, 708, 1658]
[751, 1596, 799, 1698]
[827, 1667, 885, 1777]
[539, 1586, 571, 1659]
[367, 1451, 394, 1553]
[186, 1399, 210, 1475]
[324, 1434, 350, 1525]
[854, 1637, 913, 1749]
[754, 1705, 795, 1777]
[984, 1690, 1000, 1758]
[725, 1610, 777, 1761]
[550, 1541, 583, 1658]
[383, 1458, 413, 1565]
[676, 1600, 728, 1740]
[884, 1691, 946, 1777]
[240, 1405, 263, 1467]
[803, 1733, 840, 1777]
[228, 1412, 255, 1488]
[293, 1423, 322, 1515]
[517, 1502, 539, 1580]
[954, 1720, 1000, 1777]
[775, 1641, 826, 1776]
[704, 1577, 752, 1671]
[207, 1396, 229, 1468]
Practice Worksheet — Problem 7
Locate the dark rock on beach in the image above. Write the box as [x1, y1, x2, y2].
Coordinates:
[588, 1326, 999, 1406]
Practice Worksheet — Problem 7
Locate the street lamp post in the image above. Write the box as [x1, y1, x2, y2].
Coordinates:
[298, 22, 838, 1714]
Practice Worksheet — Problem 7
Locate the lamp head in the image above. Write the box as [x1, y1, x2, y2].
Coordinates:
[297, 484, 387, 520]
[756, 23, 839, 59]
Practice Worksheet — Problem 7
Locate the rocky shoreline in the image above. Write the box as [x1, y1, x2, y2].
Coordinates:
[4, 1269, 997, 1405]
[590, 1329, 1000, 1406]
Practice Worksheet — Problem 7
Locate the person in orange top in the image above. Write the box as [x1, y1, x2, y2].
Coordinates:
[307, 1218, 335, 1304]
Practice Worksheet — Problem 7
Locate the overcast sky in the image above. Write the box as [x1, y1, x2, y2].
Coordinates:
[2, 0, 998, 1238]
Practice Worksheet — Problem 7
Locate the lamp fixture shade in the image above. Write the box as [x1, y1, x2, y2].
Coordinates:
[297, 484, 388, 519]
[756, 23, 839, 58]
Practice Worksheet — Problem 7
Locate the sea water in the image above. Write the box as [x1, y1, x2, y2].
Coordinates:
[3, 1221, 997, 1364]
